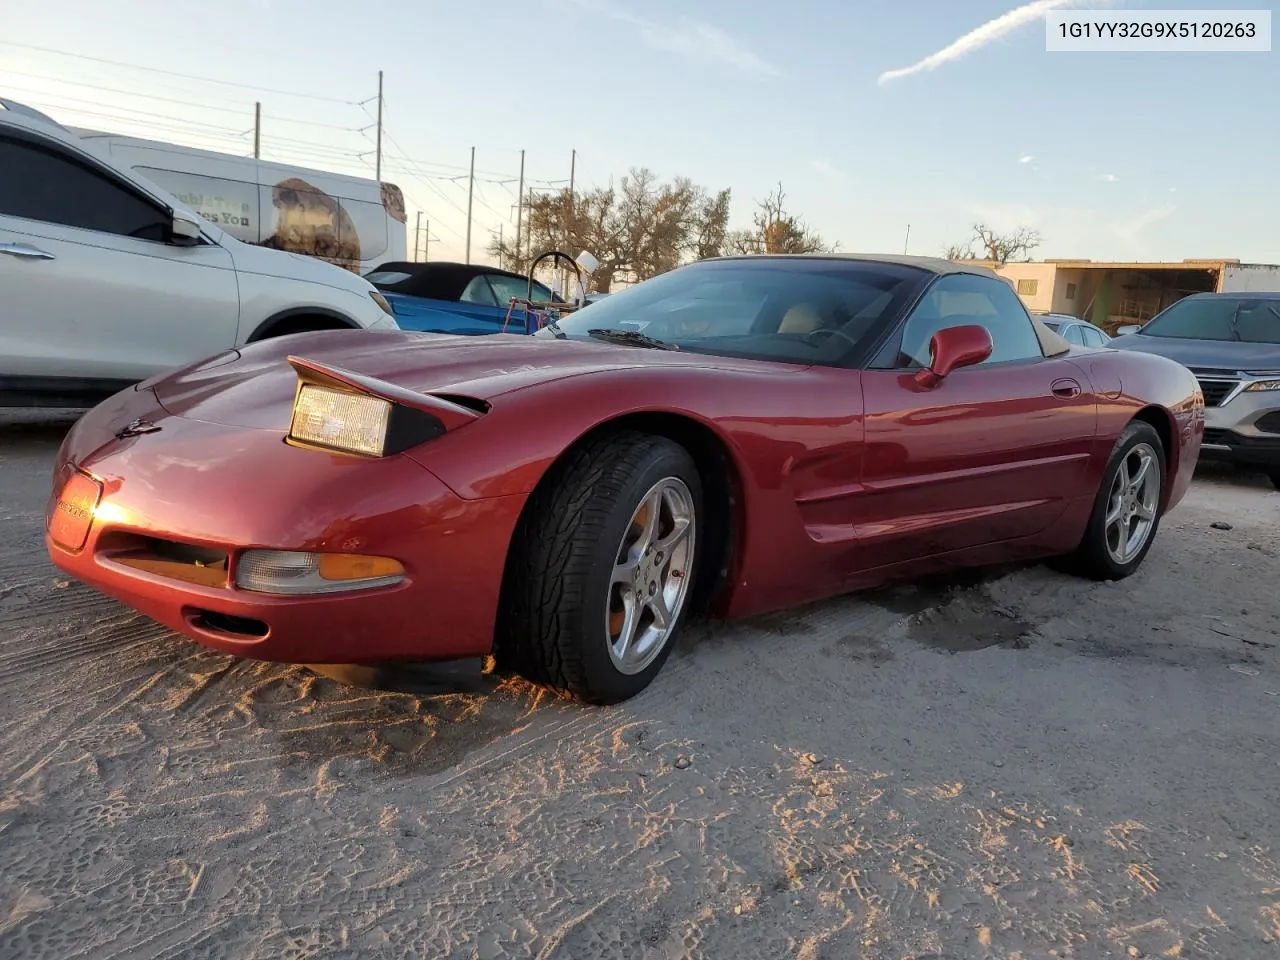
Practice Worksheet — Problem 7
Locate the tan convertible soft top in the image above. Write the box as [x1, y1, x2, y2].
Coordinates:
[1030, 313, 1072, 357]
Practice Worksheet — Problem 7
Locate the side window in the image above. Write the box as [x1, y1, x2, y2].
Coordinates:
[890, 274, 1045, 368]
[1062, 324, 1085, 345]
[0, 135, 171, 241]
[459, 275, 498, 306]
[1084, 326, 1108, 347]
[138, 167, 258, 243]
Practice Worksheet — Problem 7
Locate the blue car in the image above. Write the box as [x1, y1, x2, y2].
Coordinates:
[363, 261, 563, 335]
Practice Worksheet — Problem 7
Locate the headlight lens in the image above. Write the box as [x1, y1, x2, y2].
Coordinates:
[1244, 378, 1280, 392]
[235, 549, 405, 595]
[369, 290, 394, 315]
[289, 385, 391, 456]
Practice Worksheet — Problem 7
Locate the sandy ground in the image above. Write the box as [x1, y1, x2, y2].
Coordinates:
[1, 409, 1278, 960]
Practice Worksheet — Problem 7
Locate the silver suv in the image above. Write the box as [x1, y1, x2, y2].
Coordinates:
[1110, 292, 1280, 489]
[1, 98, 398, 409]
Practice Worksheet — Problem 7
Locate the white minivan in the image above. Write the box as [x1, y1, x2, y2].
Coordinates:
[71, 129, 408, 275]
[0, 99, 399, 409]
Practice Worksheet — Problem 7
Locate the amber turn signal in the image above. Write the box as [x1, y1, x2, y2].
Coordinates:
[317, 553, 405, 582]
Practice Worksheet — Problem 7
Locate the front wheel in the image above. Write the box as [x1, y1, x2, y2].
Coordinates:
[497, 431, 702, 704]
[1062, 420, 1166, 580]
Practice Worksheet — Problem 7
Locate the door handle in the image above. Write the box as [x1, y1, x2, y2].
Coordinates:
[1051, 378, 1081, 399]
[0, 242, 56, 260]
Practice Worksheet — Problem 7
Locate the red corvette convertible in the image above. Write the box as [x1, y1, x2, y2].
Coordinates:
[45, 255, 1204, 703]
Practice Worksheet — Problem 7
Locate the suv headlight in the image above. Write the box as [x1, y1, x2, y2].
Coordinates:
[369, 290, 394, 315]
[1244, 379, 1280, 392]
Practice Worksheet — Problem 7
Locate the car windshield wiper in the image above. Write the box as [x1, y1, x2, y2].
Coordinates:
[586, 328, 679, 350]
[1228, 302, 1244, 341]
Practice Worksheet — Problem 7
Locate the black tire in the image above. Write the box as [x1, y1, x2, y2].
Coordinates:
[1267, 470, 1280, 492]
[496, 430, 703, 704]
[1061, 420, 1166, 581]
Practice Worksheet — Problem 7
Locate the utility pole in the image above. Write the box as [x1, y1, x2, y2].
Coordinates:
[465, 146, 475, 264]
[498, 223, 504, 266]
[375, 70, 384, 181]
[514, 148, 525, 268]
[903, 223, 911, 254]
[424, 219, 429, 261]
[564, 148, 576, 291]
[415, 210, 422, 261]
[253, 102, 261, 159]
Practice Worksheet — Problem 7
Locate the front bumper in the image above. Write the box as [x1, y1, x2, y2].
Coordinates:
[45, 390, 525, 664]
[1201, 390, 1280, 469]
[1198, 428, 1280, 469]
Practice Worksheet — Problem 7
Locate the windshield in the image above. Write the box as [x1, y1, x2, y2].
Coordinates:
[537, 258, 927, 365]
[1139, 297, 1280, 344]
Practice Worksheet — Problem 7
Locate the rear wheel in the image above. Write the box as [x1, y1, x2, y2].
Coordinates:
[497, 431, 702, 704]
[1267, 470, 1280, 492]
[1062, 420, 1166, 580]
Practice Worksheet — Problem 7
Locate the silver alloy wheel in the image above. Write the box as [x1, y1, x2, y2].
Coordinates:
[607, 476, 697, 675]
[1104, 442, 1161, 564]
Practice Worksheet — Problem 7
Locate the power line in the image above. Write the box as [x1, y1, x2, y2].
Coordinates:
[29, 105, 252, 146]
[0, 40, 357, 104]
[10, 90, 254, 136]
[0, 68, 363, 131]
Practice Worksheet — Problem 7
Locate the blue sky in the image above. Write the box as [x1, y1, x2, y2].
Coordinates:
[2, 0, 1277, 264]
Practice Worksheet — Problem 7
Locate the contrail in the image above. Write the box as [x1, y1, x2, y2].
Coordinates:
[877, 0, 1109, 85]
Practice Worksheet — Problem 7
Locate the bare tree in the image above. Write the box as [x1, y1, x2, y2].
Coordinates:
[487, 169, 733, 293]
[945, 223, 1041, 265]
[727, 183, 833, 255]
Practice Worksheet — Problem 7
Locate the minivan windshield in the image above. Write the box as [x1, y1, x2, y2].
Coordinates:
[1139, 296, 1280, 344]
[534, 258, 927, 365]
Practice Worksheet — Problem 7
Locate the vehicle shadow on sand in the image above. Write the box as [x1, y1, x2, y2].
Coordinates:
[220, 656, 572, 778]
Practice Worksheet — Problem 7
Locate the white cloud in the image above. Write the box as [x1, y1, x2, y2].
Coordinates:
[1100, 173, 1119, 182]
[1019, 155, 1035, 164]
[877, 0, 1115, 86]
[559, 0, 779, 75]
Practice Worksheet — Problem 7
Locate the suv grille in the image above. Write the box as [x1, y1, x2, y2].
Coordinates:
[1195, 378, 1239, 408]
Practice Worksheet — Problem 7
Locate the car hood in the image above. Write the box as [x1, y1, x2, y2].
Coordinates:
[150, 330, 762, 429]
[1109, 333, 1280, 373]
